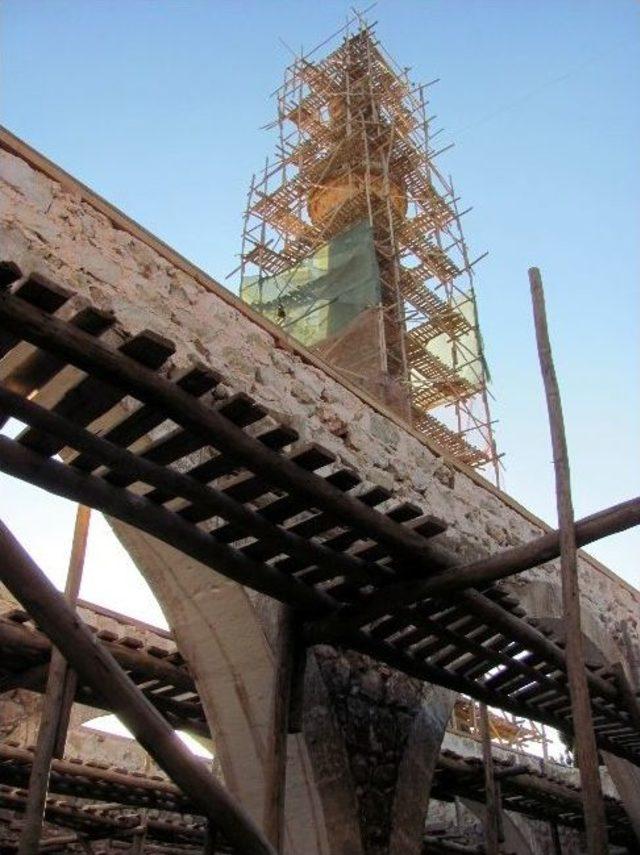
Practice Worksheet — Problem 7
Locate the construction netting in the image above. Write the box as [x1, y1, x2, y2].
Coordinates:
[240, 220, 381, 349]
[424, 291, 488, 387]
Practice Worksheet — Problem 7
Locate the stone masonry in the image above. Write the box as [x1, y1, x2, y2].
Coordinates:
[1, 132, 639, 853]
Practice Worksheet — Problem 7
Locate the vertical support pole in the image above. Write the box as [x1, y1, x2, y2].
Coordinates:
[454, 796, 463, 832]
[263, 604, 294, 851]
[479, 702, 499, 855]
[18, 505, 91, 855]
[529, 267, 608, 855]
[541, 723, 549, 763]
[550, 821, 563, 855]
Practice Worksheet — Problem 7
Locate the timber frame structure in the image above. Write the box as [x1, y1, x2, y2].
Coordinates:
[238, 19, 500, 479]
[0, 257, 639, 850]
[0, 603, 636, 851]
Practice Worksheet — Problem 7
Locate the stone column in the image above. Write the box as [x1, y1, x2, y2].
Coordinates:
[307, 646, 455, 855]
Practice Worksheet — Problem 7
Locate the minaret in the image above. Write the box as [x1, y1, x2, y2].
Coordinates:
[238, 20, 500, 482]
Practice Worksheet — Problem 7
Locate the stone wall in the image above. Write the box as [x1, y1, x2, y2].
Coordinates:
[1, 140, 637, 653]
[1, 134, 639, 852]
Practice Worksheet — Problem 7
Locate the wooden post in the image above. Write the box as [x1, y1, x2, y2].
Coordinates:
[529, 266, 608, 855]
[287, 623, 307, 735]
[479, 702, 499, 855]
[0, 517, 275, 855]
[550, 821, 563, 855]
[541, 723, 549, 763]
[18, 505, 91, 855]
[263, 604, 294, 851]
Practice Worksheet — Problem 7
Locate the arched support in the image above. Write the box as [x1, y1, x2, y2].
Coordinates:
[110, 521, 330, 853]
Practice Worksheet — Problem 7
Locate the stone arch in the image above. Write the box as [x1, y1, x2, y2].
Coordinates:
[110, 521, 330, 854]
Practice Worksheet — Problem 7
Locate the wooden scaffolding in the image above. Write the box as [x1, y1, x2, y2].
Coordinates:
[237, 19, 500, 482]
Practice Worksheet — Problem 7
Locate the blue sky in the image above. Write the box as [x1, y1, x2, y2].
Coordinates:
[1, 0, 638, 617]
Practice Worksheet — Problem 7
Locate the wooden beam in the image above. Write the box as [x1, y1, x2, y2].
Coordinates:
[316, 496, 640, 626]
[0, 433, 333, 617]
[460, 590, 618, 703]
[0, 289, 436, 563]
[0, 743, 193, 811]
[0, 383, 369, 612]
[0, 662, 48, 693]
[530, 266, 608, 855]
[479, 703, 499, 855]
[17, 505, 90, 855]
[0, 618, 197, 694]
[493, 763, 529, 780]
[0, 518, 275, 855]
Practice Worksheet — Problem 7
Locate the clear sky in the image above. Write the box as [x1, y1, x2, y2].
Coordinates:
[1, 0, 638, 623]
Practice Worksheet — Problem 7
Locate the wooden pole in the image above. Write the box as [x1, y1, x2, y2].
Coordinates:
[0, 518, 275, 855]
[529, 266, 608, 855]
[550, 821, 563, 855]
[479, 702, 499, 855]
[18, 504, 91, 855]
[263, 604, 294, 851]
[541, 723, 549, 763]
[53, 507, 92, 758]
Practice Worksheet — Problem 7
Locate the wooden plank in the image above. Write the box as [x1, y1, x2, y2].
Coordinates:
[71, 364, 221, 472]
[0, 518, 276, 855]
[106, 393, 267, 490]
[172, 425, 299, 518]
[17, 505, 90, 855]
[17, 330, 176, 457]
[530, 266, 608, 855]
[0, 274, 70, 360]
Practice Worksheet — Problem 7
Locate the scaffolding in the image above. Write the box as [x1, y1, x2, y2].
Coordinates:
[237, 18, 501, 483]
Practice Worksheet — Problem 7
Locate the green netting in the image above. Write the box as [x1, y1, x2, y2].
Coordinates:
[241, 220, 381, 349]
[426, 291, 488, 388]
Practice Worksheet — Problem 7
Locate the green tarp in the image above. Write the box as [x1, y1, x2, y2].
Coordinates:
[241, 220, 382, 349]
